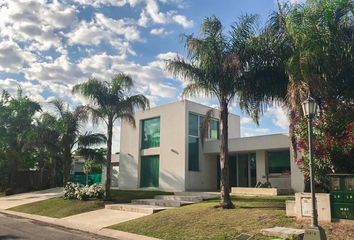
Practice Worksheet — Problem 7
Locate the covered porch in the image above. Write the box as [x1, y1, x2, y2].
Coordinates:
[203, 134, 298, 192]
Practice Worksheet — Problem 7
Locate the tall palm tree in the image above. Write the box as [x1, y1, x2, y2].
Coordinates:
[72, 74, 149, 200]
[166, 16, 269, 209]
[50, 99, 106, 185]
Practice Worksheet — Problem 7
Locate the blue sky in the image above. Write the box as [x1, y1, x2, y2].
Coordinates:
[0, 0, 295, 151]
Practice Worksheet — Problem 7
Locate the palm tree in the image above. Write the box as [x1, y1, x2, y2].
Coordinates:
[166, 16, 268, 209]
[72, 74, 149, 200]
[50, 99, 106, 185]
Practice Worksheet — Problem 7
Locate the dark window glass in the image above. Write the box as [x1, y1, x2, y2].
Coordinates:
[250, 153, 257, 187]
[268, 150, 290, 174]
[188, 136, 199, 171]
[141, 117, 160, 149]
[188, 113, 199, 136]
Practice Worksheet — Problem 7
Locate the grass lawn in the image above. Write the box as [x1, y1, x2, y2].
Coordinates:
[10, 190, 172, 218]
[109, 196, 354, 240]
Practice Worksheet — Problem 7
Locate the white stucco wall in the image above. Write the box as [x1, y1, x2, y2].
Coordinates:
[184, 101, 240, 191]
[119, 101, 187, 192]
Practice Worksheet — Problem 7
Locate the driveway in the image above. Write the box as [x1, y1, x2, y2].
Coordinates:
[0, 187, 63, 209]
[0, 212, 112, 240]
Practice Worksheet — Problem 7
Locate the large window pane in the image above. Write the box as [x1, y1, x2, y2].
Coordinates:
[268, 150, 290, 174]
[250, 153, 257, 187]
[141, 117, 160, 149]
[140, 155, 159, 188]
[188, 113, 199, 136]
[210, 119, 219, 139]
[188, 136, 199, 171]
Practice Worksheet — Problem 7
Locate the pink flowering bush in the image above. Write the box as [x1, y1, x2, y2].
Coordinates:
[290, 101, 354, 190]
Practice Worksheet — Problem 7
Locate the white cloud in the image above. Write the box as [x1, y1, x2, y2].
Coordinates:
[139, 0, 193, 28]
[0, 41, 36, 72]
[241, 126, 271, 137]
[172, 14, 193, 28]
[240, 117, 253, 124]
[266, 105, 289, 130]
[0, 0, 76, 51]
[67, 13, 141, 55]
[150, 27, 173, 36]
[73, 0, 140, 7]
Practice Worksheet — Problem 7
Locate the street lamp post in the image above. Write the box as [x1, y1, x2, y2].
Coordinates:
[302, 95, 327, 240]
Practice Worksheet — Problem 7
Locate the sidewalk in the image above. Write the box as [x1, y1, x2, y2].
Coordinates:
[0, 209, 159, 240]
[0, 187, 63, 209]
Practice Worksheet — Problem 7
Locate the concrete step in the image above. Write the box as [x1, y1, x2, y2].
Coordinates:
[154, 195, 203, 202]
[131, 199, 194, 207]
[105, 203, 174, 214]
[174, 192, 218, 200]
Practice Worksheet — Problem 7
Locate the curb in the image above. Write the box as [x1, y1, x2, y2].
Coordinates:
[0, 209, 159, 240]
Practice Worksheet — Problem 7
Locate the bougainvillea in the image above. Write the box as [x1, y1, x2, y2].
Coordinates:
[290, 100, 354, 190]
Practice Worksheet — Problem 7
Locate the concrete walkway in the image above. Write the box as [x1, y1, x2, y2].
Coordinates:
[62, 209, 148, 231]
[0, 187, 63, 209]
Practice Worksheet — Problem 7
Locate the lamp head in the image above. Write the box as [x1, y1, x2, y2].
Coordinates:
[302, 95, 317, 119]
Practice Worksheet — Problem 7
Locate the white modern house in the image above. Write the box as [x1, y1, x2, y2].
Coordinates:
[118, 100, 305, 193]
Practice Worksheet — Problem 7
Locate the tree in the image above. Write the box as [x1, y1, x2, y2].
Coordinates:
[72, 74, 149, 200]
[246, 0, 354, 189]
[31, 113, 61, 188]
[0, 88, 41, 190]
[166, 16, 268, 208]
[49, 99, 106, 186]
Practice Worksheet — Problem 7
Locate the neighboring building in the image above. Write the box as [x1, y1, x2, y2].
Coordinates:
[119, 100, 304, 193]
[71, 157, 85, 174]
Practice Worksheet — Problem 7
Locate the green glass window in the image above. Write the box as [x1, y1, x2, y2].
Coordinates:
[141, 117, 160, 149]
[188, 113, 199, 136]
[210, 119, 219, 139]
[140, 155, 159, 188]
[188, 136, 199, 171]
[268, 150, 290, 174]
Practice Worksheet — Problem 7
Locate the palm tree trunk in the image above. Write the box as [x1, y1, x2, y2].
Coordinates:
[219, 101, 234, 209]
[105, 119, 113, 200]
[62, 150, 71, 186]
[50, 159, 56, 188]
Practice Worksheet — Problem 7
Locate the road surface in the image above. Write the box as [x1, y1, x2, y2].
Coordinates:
[0, 212, 114, 240]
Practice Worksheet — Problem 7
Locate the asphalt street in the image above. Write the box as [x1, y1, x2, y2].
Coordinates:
[0, 213, 114, 240]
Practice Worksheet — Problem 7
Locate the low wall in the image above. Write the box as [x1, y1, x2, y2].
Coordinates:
[232, 187, 279, 196]
[286, 192, 331, 222]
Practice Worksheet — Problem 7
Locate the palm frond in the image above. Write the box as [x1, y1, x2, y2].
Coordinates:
[200, 109, 214, 147]
[77, 132, 107, 148]
[166, 57, 204, 83]
[121, 113, 136, 128]
[182, 83, 216, 99]
[111, 73, 133, 93]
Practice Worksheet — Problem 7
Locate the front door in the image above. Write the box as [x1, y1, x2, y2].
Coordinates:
[140, 155, 159, 188]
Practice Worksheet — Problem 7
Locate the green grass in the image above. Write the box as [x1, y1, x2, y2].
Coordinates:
[109, 195, 354, 240]
[10, 190, 172, 218]
[10, 197, 104, 218]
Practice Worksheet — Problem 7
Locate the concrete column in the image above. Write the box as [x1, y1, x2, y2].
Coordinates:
[290, 149, 305, 192]
[256, 150, 266, 183]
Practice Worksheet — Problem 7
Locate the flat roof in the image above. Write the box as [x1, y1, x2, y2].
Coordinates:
[203, 133, 290, 154]
[134, 99, 240, 118]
